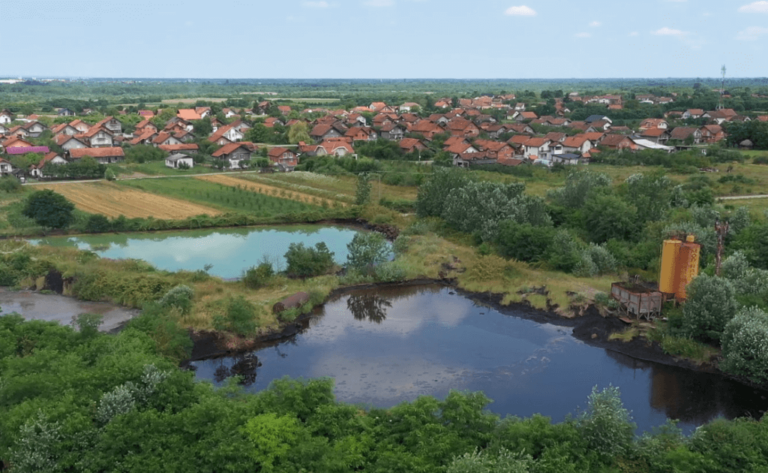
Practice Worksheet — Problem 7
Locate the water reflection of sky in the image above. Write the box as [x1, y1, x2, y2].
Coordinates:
[192, 286, 768, 433]
[30, 226, 360, 278]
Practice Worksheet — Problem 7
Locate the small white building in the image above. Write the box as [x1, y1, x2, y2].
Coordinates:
[0, 110, 13, 124]
[165, 153, 195, 169]
[0, 158, 14, 175]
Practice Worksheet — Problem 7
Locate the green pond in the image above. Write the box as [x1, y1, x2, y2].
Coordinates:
[30, 225, 362, 279]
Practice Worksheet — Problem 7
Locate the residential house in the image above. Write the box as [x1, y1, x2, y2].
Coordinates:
[82, 127, 114, 147]
[0, 124, 7, 135]
[300, 138, 355, 157]
[682, 109, 704, 120]
[585, 115, 612, 124]
[159, 143, 199, 154]
[543, 132, 567, 143]
[379, 123, 406, 141]
[277, 106, 291, 116]
[638, 118, 668, 130]
[474, 140, 514, 160]
[514, 103, 526, 111]
[700, 125, 725, 144]
[345, 127, 378, 142]
[268, 147, 298, 169]
[94, 116, 123, 136]
[0, 158, 13, 175]
[631, 139, 675, 152]
[669, 127, 702, 144]
[51, 123, 80, 136]
[165, 153, 195, 169]
[69, 120, 90, 134]
[173, 130, 196, 143]
[0, 109, 13, 124]
[264, 117, 284, 128]
[54, 134, 88, 151]
[561, 135, 593, 155]
[515, 111, 537, 122]
[399, 138, 427, 154]
[399, 102, 420, 112]
[58, 108, 75, 116]
[522, 138, 551, 160]
[195, 107, 211, 118]
[138, 110, 155, 119]
[507, 123, 535, 135]
[6, 126, 29, 138]
[209, 125, 243, 145]
[1, 136, 34, 150]
[508, 135, 532, 150]
[583, 132, 605, 145]
[639, 127, 671, 144]
[130, 130, 158, 146]
[212, 142, 254, 168]
[177, 109, 202, 121]
[446, 118, 480, 138]
[69, 147, 125, 164]
[21, 121, 47, 137]
[152, 132, 182, 147]
[310, 123, 344, 142]
[453, 151, 498, 168]
[31, 152, 68, 178]
[134, 119, 157, 135]
[599, 134, 636, 150]
[550, 153, 586, 166]
[409, 121, 443, 140]
[445, 141, 478, 156]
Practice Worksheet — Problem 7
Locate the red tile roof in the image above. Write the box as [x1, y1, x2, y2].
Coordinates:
[69, 147, 125, 159]
[177, 109, 202, 121]
[212, 142, 253, 157]
[159, 144, 199, 152]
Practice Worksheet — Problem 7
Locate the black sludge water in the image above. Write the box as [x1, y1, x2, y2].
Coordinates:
[192, 285, 768, 432]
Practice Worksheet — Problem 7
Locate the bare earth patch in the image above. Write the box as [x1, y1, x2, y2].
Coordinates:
[34, 182, 222, 219]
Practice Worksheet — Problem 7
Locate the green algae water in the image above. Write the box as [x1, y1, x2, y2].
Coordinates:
[30, 225, 361, 279]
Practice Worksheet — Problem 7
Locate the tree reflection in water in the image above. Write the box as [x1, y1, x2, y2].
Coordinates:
[213, 354, 261, 386]
[347, 293, 393, 324]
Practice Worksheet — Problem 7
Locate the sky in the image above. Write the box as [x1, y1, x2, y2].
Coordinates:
[2, 0, 768, 78]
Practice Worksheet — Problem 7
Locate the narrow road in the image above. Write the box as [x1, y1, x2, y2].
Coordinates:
[718, 194, 768, 201]
[23, 170, 264, 186]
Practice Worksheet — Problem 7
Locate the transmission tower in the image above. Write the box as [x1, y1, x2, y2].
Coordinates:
[717, 65, 726, 110]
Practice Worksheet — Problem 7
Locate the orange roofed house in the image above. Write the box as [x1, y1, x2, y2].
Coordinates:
[68, 147, 125, 164]
[212, 142, 255, 169]
[268, 147, 298, 170]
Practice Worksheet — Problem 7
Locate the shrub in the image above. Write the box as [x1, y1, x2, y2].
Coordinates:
[158, 285, 194, 316]
[682, 274, 739, 343]
[447, 448, 533, 473]
[753, 156, 768, 165]
[546, 230, 582, 273]
[374, 261, 407, 283]
[721, 306, 768, 383]
[416, 167, 471, 218]
[548, 170, 611, 209]
[284, 242, 335, 278]
[85, 214, 111, 233]
[347, 232, 389, 273]
[74, 313, 104, 338]
[582, 194, 638, 244]
[575, 244, 617, 277]
[392, 235, 409, 255]
[466, 255, 513, 282]
[496, 221, 555, 263]
[213, 296, 259, 336]
[0, 176, 22, 193]
[243, 262, 275, 289]
[355, 173, 372, 206]
[576, 386, 635, 461]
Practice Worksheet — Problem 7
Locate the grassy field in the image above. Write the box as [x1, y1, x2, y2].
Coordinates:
[195, 174, 348, 207]
[720, 197, 768, 219]
[118, 178, 325, 215]
[32, 182, 222, 219]
[107, 161, 229, 178]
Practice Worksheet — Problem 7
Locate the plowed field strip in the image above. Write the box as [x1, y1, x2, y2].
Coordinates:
[195, 174, 347, 207]
[34, 182, 222, 219]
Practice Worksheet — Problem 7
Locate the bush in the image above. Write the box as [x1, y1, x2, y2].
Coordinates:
[158, 285, 194, 316]
[682, 274, 739, 343]
[355, 173, 372, 205]
[416, 167, 471, 218]
[447, 448, 533, 473]
[213, 296, 259, 336]
[85, 214, 111, 233]
[0, 176, 22, 193]
[721, 306, 768, 383]
[575, 244, 618, 277]
[546, 230, 582, 273]
[374, 261, 407, 283]
[577, 386, 635, 461]
[582, 193, 638, 243]
[243, 262, 275, 289]
[548, 170, 611, 209]
[22, 190, 75, 229]
[285, 242, 335, 278]
[496, 221, 555, 263]
[753, 156, 768, 165]
[347, 232, 389, 273]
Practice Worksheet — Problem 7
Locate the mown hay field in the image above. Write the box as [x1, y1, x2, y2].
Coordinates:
[32, 182, 222, 219]
[195, 174, 348, 207]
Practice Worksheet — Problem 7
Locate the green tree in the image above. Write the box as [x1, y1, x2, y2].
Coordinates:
[721, 306, 768, 383]
[213, 296, 259, 335]
[582, 193, 638, 243]
[347, 232, 390, 273]
[287, 121, 311, 144]
[577, 386, 635, 462]
[22, 189, 75, 229]
[285, 242, 335, 278]
[355, 173, 372, 205]
[682, 274, 739, 343]
[243, 413, 302, 472]
[85, 214, 111, 233]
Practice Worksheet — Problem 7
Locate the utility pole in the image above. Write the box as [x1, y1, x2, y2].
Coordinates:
[714, 219, 729, 276]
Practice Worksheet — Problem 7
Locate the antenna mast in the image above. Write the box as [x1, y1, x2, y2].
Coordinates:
[718, 65, 726, 110]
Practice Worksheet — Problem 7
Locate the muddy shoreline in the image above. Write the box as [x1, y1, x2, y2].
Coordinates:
[185, 279, 768, 393]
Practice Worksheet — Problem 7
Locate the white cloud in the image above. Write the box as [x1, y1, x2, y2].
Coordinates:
[652, 27, 686, 36]
[575, 32, 591, 38]
[364, 0, 394, 6]
[504, 5, 536, 16]
[303, 0, 330, 7]
[736, 26, 768, 40]
[739, 1, 768, 13]
[589, 21, 601, 27]
[629, 31, 639, 36]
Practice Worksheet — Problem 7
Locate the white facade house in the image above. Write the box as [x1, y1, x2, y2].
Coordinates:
[0, 159, 13, 175]
[60, 137, 88, 151]
[87, 129, 114, 148]
[165, 154, 195, 169]
[0, 111, 12, 124]
[223, 127, 243, 142]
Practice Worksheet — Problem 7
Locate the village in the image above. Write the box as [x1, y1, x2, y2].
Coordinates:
[0, 90, 763, 181]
